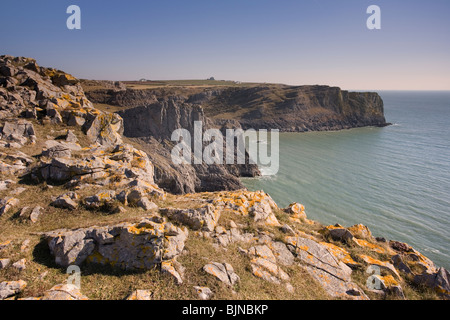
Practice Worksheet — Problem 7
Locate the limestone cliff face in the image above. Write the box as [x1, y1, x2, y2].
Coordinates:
[117, 101, 260, 194]
[203, 85, 387, 132]
[85, 84, 387, 132]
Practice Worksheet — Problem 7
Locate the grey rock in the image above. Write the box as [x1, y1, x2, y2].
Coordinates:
[44, 217, 188, 270]
[329, 227, 354, 242]
[0, 280, 27, 300]
[286, 235, 368, 300]
[30, 206, 43, 223]
[0, 180, 15, 191]
[0, 197, 19, 216]
[12, 258, 27, 271]
[0, 259, 11, 269]
[65, 130, 78, 143]
[161, 204, 220, 232]
[84, 113, 124, 147]
[203, 262, 240, 287]
[137, 197, 158, 211]
[51, 192, 79, 210]
[84, 190, 116, 210]
[193, 286, 213, 300]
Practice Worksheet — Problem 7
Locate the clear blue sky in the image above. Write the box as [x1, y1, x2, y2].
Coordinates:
[1, 0, 449, 90]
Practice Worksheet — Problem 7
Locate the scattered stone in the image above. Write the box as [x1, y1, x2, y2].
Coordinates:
[20, 239, 31, 252]
[284, 202, 307, 222]
[126, 290, 152, 300]
[30, 206, 44, 223]
[0, 259, 11, 269]
[18, 206, 30, 219]
[51, 192, 79, 210]
[137, 197, 158, 211]
[193, 286, 213, 300]
[0, 280, 27, 300]
[65, 130, 78, 143]
[0, 197, 19, 216]
[323, 224, 354, 242]
[203, 262, 240, 287]
[0, 180, 15, 191]
[0, 240, 12, 251]
[229, 220, 238, 229]
[84, 190, 116, 210]
[161, 204, 220, 232]
[161, 260, 183, 285]
[12, 259, 27, 271]
[348, 224, 373, 240]
[215, 226, 227, 235]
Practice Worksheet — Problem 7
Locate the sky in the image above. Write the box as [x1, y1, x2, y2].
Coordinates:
[1, 0, 449, 90]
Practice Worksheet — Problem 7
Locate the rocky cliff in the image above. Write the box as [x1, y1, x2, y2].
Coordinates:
[0, 56, 448, 301]
[84, 82, 387, 194]
[84, 82, 388, 132]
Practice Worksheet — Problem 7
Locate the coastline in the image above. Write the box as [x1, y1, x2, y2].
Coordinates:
[0, 56, 448, 301]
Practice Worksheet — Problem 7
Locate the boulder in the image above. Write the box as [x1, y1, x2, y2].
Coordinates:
[0, 280, 27, 300]
[285, 235, 368, 300]
[0, 259, 11, 269]
[322, 224, 354, 242]
[41, 140, 81, 159]
[44, 217, 188, 270]
[247, 245, 290, 284]
[51, 192, 79, 210]
[84, 190, 116, 210]
[0, 120, 36, 146]
[136, 197, 158, 211]
[348, 224, 373, 240]
[12, 259, 27, 271]
[284, 202, 307, 222]
[0, 197, 19, 216]
[203, 262, 240, 287]
[29, 206, 44, 223]
[85, 113, 124, 147]
[161, 204, 220, 232]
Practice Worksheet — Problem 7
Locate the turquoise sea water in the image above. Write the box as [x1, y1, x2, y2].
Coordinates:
[242, 91, 450, 269]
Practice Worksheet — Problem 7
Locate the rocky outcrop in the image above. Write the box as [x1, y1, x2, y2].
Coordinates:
[44, 215, 188, 270]
[0, 55, 123, 149]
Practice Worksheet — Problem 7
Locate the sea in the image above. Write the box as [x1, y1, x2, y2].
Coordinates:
[242, 91, 450, 270]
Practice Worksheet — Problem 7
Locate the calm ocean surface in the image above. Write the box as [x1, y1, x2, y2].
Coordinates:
[242, 91, 450, 269]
